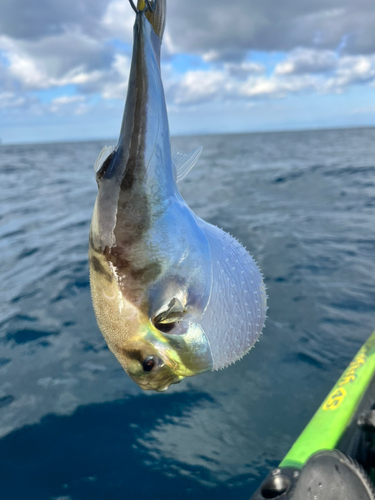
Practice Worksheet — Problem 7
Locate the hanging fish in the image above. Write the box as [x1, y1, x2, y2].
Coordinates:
[89, 0, 267, 392]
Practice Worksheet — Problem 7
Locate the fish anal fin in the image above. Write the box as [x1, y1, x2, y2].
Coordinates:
[172, 146, 203, 183]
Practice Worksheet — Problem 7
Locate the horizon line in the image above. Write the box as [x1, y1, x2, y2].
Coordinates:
[1, 123, 375, 147]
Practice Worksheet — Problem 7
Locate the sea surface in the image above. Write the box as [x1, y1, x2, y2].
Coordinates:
[0, 127, 374, 500]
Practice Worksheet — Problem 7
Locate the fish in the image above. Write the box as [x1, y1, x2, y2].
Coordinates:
[88, 0, 267, 392]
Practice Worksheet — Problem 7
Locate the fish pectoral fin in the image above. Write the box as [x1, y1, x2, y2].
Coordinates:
[153, 298, 185, 325]
[172, 146, 203, 183]
[94, 145, 115, 180]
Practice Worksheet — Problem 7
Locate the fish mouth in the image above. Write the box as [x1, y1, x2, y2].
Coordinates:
[130, 369, 182, 392]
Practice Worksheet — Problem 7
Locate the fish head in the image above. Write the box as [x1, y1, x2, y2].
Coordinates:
[109, 317, 213, 392]
[89, 245, 213, 392]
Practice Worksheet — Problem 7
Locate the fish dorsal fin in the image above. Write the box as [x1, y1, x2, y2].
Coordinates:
[94, 145, 115, 179]
[172, 146, 203, 183]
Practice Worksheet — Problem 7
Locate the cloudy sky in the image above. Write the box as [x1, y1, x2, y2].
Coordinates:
[1, 0, 375, 144]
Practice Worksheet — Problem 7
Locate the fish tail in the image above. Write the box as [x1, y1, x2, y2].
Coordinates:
[136, 0, 166, 41]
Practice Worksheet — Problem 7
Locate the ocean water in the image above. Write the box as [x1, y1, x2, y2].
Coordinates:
[0, 127, 375, 500]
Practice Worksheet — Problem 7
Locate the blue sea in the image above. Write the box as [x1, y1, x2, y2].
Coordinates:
[1, 128, 375, 500]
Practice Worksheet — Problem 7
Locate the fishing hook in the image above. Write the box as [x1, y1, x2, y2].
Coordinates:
[128, 0, 157, 14]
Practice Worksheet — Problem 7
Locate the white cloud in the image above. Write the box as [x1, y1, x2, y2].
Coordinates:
[323, 54, 375, 91]
[240, 75, 317, 98]
[163, 49, 375, 108]
[0, 33, 109, 90]
[0, 92, 26, 109]
[101, 54, 131, 99]
[51, 96, 85, 105]
[49, 95, 89, 114]
[275, 48, 337, 75]
[167, 65, 324, 107]
[101, 0, 134, 44]
[172, 70, 226, 105]
[224, 61, 265, 78]
[0, 0, 375, 137]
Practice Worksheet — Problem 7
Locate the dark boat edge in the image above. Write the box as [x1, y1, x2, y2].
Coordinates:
[251, 330, 375, 500]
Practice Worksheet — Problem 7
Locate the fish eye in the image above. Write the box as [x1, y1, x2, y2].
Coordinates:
[143, 355, 161, 372]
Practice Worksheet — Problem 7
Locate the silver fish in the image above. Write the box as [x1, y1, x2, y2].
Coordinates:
[89, 0, 267, 392]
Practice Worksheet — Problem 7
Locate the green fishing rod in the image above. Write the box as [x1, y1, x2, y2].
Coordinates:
[251, 330, 375, 499]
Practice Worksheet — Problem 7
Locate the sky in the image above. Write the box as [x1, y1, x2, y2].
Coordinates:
[0, 0, 375, 144]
